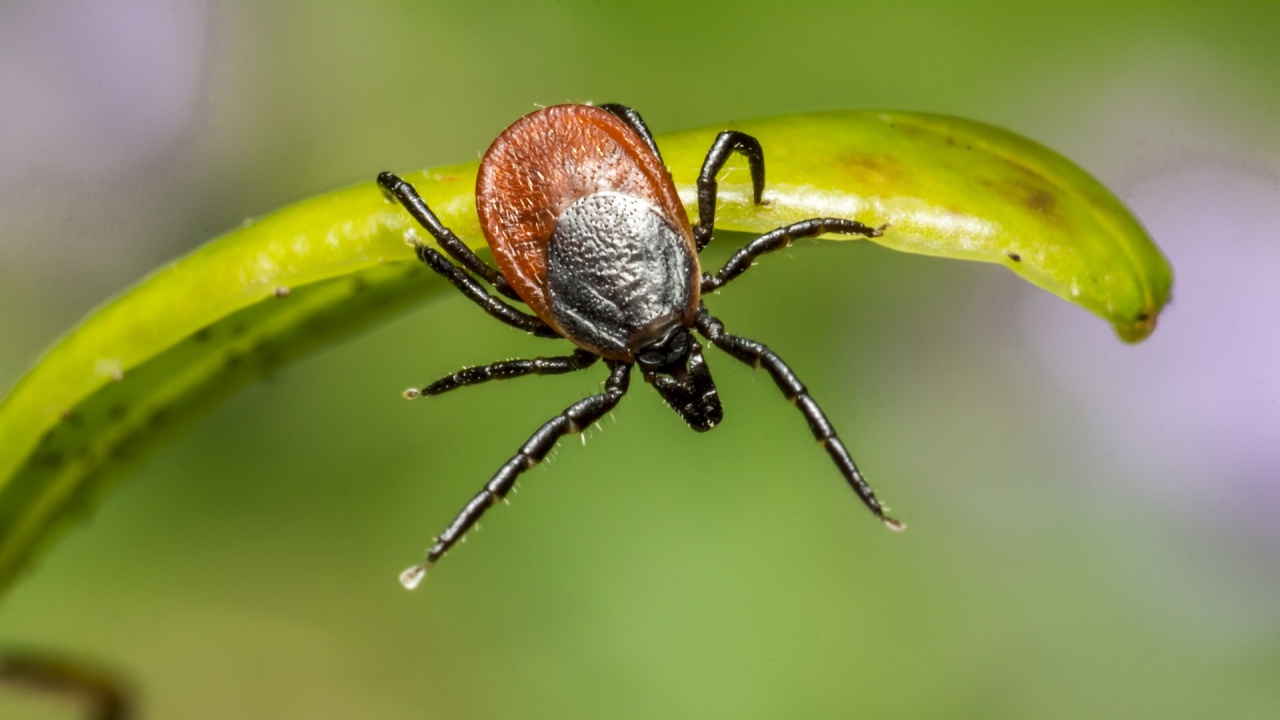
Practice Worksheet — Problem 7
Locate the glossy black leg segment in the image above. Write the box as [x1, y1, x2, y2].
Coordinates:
[701, 218, 886, 293]
[694, 307, 902, 530]
[408, 350, 600, 398]
[599, 103, 664, 166]
[400, 361, 633, 588]
[377, 171, 521, 301]
[410, 241, 560, 338]
[694, 131, 766, 252]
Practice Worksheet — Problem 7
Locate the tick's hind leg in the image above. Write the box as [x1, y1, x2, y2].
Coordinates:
[379, 172, 557, 337]
[404, 349, 600, 398]
[694, 131, 767, 252]
[400, 361, 633, 589]
[377, 171, 521, 301]
[694, 307, 902, 530]
[407, 238, 560, 338]
[701, 218, 886, 293]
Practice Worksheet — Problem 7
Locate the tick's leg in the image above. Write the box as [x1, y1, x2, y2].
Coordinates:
[404, 349, 600, 399]
[701, 218, 886, 294]
[400, 361, 633, 588]
[377, 171, 521, 301]
[694, 307, 902, 530]
[694, 131, 766, 252]
[599, 103, 664, 166]
[408, 239, 560, 338]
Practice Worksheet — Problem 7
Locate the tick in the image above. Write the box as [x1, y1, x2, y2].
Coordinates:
[379, 103, 901, 589]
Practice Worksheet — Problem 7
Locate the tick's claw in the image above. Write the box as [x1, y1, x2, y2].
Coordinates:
[399, 564, 427, 590]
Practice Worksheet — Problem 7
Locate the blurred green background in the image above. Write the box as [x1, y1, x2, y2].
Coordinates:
[2, 1, 1278, 718]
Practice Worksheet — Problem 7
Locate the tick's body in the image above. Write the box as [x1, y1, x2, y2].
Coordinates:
[479, 105, 699, 360]
[379, 104, 900, 588]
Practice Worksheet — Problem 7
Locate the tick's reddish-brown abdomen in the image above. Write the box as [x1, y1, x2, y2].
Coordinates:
[476, 104, 698, 353]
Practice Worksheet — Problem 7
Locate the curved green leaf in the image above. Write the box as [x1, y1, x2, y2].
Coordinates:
[0, 110, 1171, 595]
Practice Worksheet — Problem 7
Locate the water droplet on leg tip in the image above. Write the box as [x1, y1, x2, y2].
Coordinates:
[402, 388, 421, 400]
[399, 565, 426, 590]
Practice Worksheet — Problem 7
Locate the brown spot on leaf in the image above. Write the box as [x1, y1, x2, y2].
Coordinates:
[1023, 187, 1055, 213]
[996, 159, 1060, 216]
[979, 174, 1062, 225]
[840, 154, 898, 186]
